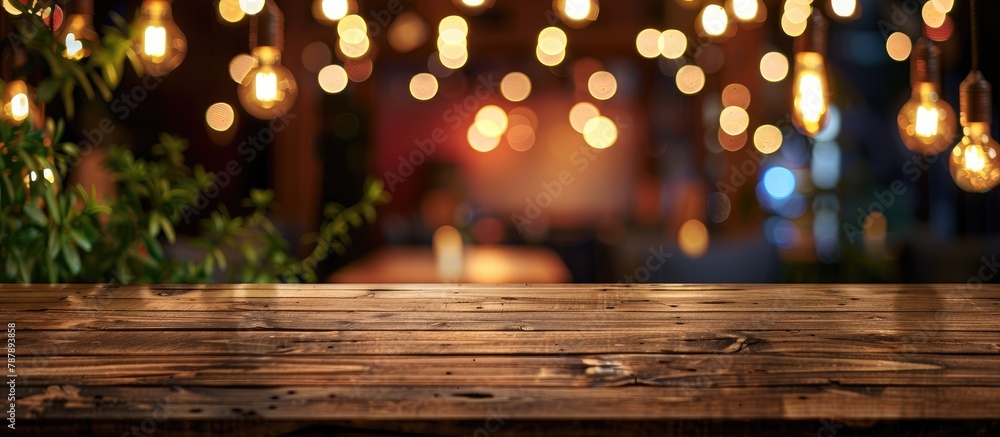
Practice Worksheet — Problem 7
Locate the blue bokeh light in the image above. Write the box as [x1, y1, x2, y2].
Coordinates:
[762, 166, 796, 200]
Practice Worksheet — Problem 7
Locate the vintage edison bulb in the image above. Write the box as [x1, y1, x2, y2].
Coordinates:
[238, 46, 298, 119]
[898, 39, 956, 155]
[949, 122, 1000, 193]
[2, 80, 36, 125]
[58, 13, 98, 60]
[898, 82, 956, 155]
[791, 52, 829, 137]
[133, 0, 187, 76]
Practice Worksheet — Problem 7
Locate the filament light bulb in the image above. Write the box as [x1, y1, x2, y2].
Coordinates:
[949, 72, 1000, 192]
[2, 80, 39, 126]
[792, 52, 829, 137]
[133, 0, 186, 76]
[58, 12, 98, 60]
[791, 10, 830, 137]
[238, 46, 298, 119]
[10, 93, 29, 121]
[897, 39, 956, 155]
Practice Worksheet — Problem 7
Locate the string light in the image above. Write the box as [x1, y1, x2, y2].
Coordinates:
[897, 38, 956, 155]
[238, 1, 297, 119]
[949, 0, 1000, 192]
[791, 9, 830, 138]
[134, 0, 187, 76]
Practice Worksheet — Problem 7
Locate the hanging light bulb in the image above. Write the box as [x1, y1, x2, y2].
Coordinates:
[3, 80, 31, 123]
[57, 0, 98, 60]
[949, 0, 1000, 192]
[949, 72, 1000, 192]
[238, 2, 297, 120]
[133, 0, 186, 76]
[2, 80, 42, 127]
[897, 38, 956, 155]
[791, 9, 830, 138]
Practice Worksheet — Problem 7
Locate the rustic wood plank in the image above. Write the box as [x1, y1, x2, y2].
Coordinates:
[14, 330, 1000, 355]
[3, 283, 1000, 425]
[16, 385, 1000, 420]
[15, 354, 1000, 387]
[9, 310, 1000, 332]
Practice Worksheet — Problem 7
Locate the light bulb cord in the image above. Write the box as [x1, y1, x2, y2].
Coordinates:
[972, 0, 980, 71]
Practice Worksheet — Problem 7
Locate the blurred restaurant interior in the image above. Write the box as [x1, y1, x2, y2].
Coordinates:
[15, 0, 1000, 284]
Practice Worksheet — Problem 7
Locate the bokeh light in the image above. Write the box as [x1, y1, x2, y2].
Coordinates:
[675, 65, 705, 94]
[501, 72, 532, 102]
[583, 116, 618, 149]
[388, 12, 428, 53]
[732, 0, 759, 21]
[205, 103, 236, 131]
[763, 166, 796, 199]
[569, 102, 600, 133]
[409, 72, 439, 100]
[885, 32, 912, 62]
[229, 54, 256, 83]
[636, 28, 661, 58]
[659, 29, 687, 59]
[474, 105, 509, 137]
[830, 0, 857, 18]
[753, 124, 783, 154]
[678, 219, 709, 259]
[759, 51, 788, 82]
[719, 106, 750, 135]
[588, 71, 617, 100]
[931, 0, 954, 13]
[718, 129, 748, 151]
[507, 124, 536, 152]
[699, 4, 729, 37]
[538, 27, 568, 56]
[318, 64, 349, 93]
[921, 1, 946, 28]
[218, 0, 245, 23]
[468, 124, 501, 152]
[345, 57, 373, 82]
[721, 83, 751, 109]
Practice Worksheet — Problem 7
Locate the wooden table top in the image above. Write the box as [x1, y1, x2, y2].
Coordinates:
[3, 283, 1000, 434]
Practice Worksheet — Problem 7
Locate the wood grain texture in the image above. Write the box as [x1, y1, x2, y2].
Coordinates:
[3, 283, 1000, 433]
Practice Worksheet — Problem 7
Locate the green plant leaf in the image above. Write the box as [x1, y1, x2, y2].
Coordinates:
[22, 204, 47, 226]
[62, 239, 81, 275]
[69, 229, 92, 252]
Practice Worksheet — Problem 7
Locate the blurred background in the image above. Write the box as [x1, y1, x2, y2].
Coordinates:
[64, 0, 1000, 284]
